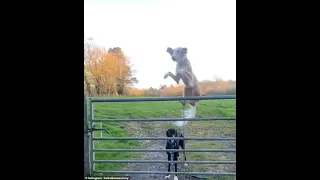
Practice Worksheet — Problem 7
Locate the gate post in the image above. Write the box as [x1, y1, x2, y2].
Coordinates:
[84, 94, 90, 177]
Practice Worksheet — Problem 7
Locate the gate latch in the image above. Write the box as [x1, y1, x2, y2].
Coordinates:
[84, 125, 110, 134]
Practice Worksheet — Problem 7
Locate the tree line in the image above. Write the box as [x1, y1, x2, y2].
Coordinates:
[84, 37, 138, 96]
[85, 77, 236, 97]
[122, 78, 236, 97]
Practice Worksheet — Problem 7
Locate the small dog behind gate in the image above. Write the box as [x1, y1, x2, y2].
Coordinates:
[165, 128, 187, 180]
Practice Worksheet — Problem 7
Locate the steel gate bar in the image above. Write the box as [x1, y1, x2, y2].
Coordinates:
[92, 117, 236, 122]
[92, 137, 236, 140]
[84, 94, 90, 177]
[94, 171, 236, 175]
[93, 149, 236, 152]
[93, 160, 236, 164]
[89, 98, 95, 175]
[90, 95, 236, 102]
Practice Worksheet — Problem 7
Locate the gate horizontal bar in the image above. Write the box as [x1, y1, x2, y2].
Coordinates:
[90, 95, 236, 102]
[93, 137, 235, 140]
[93, 149, 236, 152]
[93, 160, 236, 164]
[94, 170, 236, 175]
[92, 117, 236, 122]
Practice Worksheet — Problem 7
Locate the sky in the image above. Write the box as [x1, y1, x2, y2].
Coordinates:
[84, 0, 236, 89]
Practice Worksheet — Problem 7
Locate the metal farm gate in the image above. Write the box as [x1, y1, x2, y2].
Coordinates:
[84, 94, 236, 178]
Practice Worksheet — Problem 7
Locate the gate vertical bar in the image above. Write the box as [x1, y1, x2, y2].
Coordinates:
[89, 99, 95, 175]
[84, 94, 90, 177]
[100, 121, 103, 138]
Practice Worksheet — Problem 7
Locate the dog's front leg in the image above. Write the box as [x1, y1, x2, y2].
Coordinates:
[174, 154, 178, 180]
[164, 72, 181, 84]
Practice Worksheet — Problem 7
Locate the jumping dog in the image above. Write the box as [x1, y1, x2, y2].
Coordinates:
[164, 47, 201, 118]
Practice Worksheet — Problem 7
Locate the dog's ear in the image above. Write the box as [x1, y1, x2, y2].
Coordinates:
[166, 130, 169, 137]
[167, 47, 173, 55]
[181, 48, 187, 55]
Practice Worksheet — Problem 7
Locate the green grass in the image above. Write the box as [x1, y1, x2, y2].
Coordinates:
[86, 96, 236, 179]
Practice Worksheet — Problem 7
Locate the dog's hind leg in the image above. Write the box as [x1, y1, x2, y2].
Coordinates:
[181, 87, 192, 107]
[165, 153, 171, 179]
[191, 105, 197, 118]
[174, 153, 178, 180]
[179, 139, 188, 167]
[189, 86, 200, 118]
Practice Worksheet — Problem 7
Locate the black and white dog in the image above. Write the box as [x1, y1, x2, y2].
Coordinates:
[165, 128, 188, 180]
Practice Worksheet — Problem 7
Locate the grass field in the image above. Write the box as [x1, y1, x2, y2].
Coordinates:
[86, 97, 236, 179]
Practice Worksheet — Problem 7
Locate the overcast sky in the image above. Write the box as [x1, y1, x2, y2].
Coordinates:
[84, 0, 236, 88]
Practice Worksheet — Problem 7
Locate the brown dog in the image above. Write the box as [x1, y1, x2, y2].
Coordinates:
[164, 47, 201, 118]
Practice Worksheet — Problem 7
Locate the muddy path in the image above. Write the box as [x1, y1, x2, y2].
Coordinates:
[124, 120, 236, 180]
[125, 121, 194, 180]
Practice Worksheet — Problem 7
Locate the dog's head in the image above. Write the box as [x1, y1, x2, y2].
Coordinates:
[166, 47, 188, 63]
[166, 128, 178, 145]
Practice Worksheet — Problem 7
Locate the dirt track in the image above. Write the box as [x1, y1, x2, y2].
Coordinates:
[124, 120, 236, 180]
